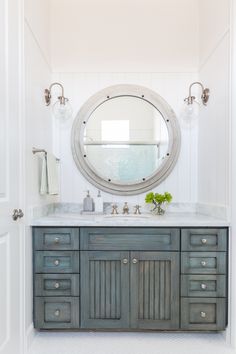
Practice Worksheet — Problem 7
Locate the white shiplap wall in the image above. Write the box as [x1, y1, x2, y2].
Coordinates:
[198, 33, 230, 210]
[197, 0, 231, 346]
[52, 72, 198, 204]
[198, 0, 230, 213]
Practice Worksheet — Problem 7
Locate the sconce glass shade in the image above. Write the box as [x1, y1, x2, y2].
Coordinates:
[181, 100, 199, 127]
[181, 82, 209, 128]
[52, 99, 73, 121]
[45, 82, 72, 122]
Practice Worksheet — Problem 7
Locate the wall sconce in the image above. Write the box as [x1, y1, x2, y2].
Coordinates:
[182, 82, 210, 122]
[44, 82, 72, 121]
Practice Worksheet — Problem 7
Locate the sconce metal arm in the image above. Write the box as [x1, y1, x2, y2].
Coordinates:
[45, 82, 66, 106]
[185, 81, 210, 106]
[189, 81, 209, 105]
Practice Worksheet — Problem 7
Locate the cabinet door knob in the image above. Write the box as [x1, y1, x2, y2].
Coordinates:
[201, 260, 207, 267]
[54, 282, 60, 289]
[122, 258, 128, 264]
[54, 309, 60, 317]
[54, 259, 60, 266]
[54, 237, 60, 244]
[201, 238, 207, 244]
[201, 283, 207, 290]
[200, 311, 206, 318]
[132, 258, 138, 264]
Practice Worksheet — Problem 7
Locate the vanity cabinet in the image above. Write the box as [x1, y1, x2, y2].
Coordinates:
[33, 226, 228, 331]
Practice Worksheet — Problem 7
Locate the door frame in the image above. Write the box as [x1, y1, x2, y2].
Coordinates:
[18, 0, 26, 351]
[10, 0, 25, 352]
[229, 0, 236, 348]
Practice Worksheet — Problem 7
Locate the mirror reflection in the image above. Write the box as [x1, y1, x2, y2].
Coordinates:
[84, 96, 169, 183]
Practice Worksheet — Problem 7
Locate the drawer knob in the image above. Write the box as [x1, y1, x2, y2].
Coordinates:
[54, 237, 60, 244]
[54, 282, 60, 289]
[201, 260, 207, 267]
[201, 283, 207, 290]
[200, 311, 206, 318]
[122, 258, 128, 264]
[54, 259, 60, 266]
[132, 258, 138, 264]
[54, 309, 60, 317]
[201, 238, 207, 244]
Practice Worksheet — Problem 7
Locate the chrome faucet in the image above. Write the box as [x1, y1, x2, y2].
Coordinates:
[122, 202, 129, 214]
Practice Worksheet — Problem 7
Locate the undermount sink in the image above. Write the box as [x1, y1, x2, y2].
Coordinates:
[50, 213, 152, 222]
[104, 214, 151, 219]
[52, 213, 96, 221]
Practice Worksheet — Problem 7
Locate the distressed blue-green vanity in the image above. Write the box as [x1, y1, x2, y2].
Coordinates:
[33, 226, 228, 331]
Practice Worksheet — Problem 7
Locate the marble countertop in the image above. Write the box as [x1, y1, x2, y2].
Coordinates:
[31, 212, 230, 227]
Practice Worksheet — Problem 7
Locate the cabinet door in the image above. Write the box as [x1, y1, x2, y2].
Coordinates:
[80, 251, 130, 328]
[130, 251, 179, 329]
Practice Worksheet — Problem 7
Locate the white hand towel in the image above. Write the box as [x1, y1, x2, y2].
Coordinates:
[46, 152, 59, 195]
[39, 153, 48, 195]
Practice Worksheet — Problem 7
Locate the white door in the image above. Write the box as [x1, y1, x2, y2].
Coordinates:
[0, 0, 24, 353]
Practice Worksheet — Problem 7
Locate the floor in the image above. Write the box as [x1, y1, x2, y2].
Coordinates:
[29, 332, 235, 354]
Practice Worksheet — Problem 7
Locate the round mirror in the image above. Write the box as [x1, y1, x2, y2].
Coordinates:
[71, 85, 181, 195]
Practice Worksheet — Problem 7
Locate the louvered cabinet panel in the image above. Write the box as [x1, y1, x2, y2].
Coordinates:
[130, 252, 179, 329]
[80, 251, 130, 328]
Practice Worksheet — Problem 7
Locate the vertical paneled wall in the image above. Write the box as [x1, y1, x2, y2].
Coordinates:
[198, 0, 230, 213]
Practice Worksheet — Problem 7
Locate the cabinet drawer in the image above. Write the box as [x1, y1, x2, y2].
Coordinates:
[181, 252, 226, 274]
[34, 228, 79, 250]
[181, 275, 226, 297]
[181, 297, 226, 330]
[80, 228, 180, 250]
[181, 228, 227, 251]
[34, 297, 80, 329]
[35, 274, 80, 296]
[35, 251, 80, 273]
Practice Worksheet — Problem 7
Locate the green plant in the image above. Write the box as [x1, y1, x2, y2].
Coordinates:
[145, 191, 173, 215]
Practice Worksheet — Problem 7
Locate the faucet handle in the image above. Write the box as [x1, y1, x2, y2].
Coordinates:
[134, 205, 141, 215]
[111, 204, 119, 214]
[122, 202, 129, 214]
